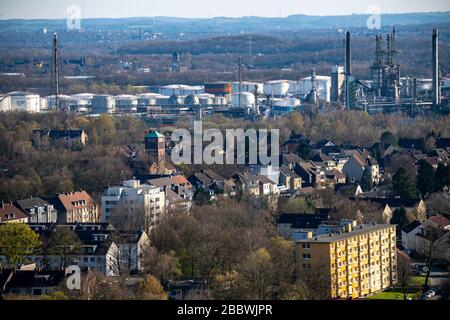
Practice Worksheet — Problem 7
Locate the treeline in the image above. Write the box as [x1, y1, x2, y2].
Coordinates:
[0, 112, 147, 202]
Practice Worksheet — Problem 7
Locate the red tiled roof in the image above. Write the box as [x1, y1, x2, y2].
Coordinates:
[0, 203, 29, 222]
[55, 191, 95, 211]
[429, 214, 450, 228]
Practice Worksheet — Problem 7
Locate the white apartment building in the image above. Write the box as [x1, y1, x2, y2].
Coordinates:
[101, 180, 166, 230]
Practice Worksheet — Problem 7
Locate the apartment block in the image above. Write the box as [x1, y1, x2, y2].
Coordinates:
[296, 220, 397, 299]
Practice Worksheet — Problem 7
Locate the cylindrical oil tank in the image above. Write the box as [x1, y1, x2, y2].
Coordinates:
[115, 95, 138, 113]
[233, 82, 263, 95]
[92, 95, 115, 114]
[231, 92, 255, 108]
[204, 82, 233, 95]
[263, 80, 290, 97]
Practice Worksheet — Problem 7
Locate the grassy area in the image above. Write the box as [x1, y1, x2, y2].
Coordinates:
[410, 276, 426, 287]
[367, 291, 416, 300]
[366, 276, 425, 300]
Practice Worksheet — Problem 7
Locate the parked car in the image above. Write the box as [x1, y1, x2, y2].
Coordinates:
[422, 267, 430, 273]
[421, 293, 432, 300]
[425, 290, 436, 297]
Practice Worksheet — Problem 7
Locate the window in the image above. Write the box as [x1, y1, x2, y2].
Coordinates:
[302, 253, 311, 260]
[302, 243, 311, 249]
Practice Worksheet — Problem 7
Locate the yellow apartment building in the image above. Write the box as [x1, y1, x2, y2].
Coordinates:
[295, 221, 397, 299]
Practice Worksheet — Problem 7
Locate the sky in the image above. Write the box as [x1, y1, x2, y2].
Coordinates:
[0, 0, 449, 19]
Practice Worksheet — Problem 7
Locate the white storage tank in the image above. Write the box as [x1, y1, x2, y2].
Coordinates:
[231, 92, 255, 108]
[214, 96, 227, 106]
[46, 95, 71, 110]
[159, 84, 204, 96]
[197, 93, 215, 106]
[8, 91, 41, 113]
[263, 80, 290, 97]
[71, 93, 93, 113]
[92, 94, 115, 114]
[416, 78, 432, 92]
[232, 82, 264, 95]
[115, 95, 138, 113]
[138, 93, 165, 106]
[0, 95, 11, 112]
[298, 76, 331, 102]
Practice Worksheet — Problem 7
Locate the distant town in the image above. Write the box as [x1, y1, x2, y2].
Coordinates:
[0, 8, 449, 302]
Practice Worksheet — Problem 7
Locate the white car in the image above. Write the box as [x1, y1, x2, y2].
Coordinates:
[426, 290, 436, 297]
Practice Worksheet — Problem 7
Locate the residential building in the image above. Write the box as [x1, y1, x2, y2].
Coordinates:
[0, 202, 29, 223]
[0, 267, 66, 296]
[401, 220, 422, 251]
[279, 167, 302, 191]
[295, 161, 324, 188]
[277, 210, 331, 239]
[296, 221, 397, 299]
[343, 153, 380, 184]
[50, 191, 99, 223]
[25, 223, 149, 276]
[101, 180, 166, 230]
[147, 175, 193, 201]
[0, 94, 11, 112]
[32, 129, 88, 149]
[15, 197, 57, 223]
[415, 215, 450, 262]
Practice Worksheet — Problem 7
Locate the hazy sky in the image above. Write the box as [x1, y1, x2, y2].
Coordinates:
[0, 0, 449, 19]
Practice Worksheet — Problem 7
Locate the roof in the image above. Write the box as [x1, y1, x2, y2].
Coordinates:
[278, 213, 330, 229]
[145, 130, 165, 139]
[280, 167, 301, 178]
[402, 220, 421, 233]
[283, 153, 303, 165]
[0, 203, 29, 222]
[428, 215, 450, 228]
[297, 224, 394, 243]
[33, 129, 85, 140]
[4, 270, 66, 290]
[15, 197, 50, 212]
[257, 175, 277, 185]
[148, 175, 192, 188]
[50, 191, 95, 212]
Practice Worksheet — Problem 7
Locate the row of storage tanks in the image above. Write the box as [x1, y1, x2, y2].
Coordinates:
[3, 77, 445, 114]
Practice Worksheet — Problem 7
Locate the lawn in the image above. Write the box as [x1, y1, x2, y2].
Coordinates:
[366, 276, 425, 300]
[367, 291, 416, 300]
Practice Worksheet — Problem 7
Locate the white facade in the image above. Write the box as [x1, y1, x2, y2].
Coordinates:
[232, 82, 264, 95]
[263, 80, 290, 97]
[231, 92, 255, 108]
[401, 226, 421, 251]
[115, 95, 138, 113]
[8, 91, 41, 113]
[159, 84, 204, 96]
[0, 95, 11, 112]
[101, 180, 166, 230]
[298, 76, 332, 102]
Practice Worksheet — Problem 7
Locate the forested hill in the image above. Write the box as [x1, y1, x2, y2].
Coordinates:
[1, 11, 450, 35]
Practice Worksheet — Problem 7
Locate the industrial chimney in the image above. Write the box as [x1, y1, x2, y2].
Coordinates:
[432, 28, 441, 107]
[345, 31, 352, 77]
[345, 31, 352, 108]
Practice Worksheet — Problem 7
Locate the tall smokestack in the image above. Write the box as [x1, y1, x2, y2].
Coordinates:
[345, 31, 352, 77]
[432, 28, 441, 107]
[345, 31, 352, 108]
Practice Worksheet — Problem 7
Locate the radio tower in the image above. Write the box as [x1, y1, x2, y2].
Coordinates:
[51, 33, 61, 110]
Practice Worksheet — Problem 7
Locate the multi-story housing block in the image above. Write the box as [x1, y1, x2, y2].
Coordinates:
[101, 180, 166, 231]
[296, 220, 397, 299]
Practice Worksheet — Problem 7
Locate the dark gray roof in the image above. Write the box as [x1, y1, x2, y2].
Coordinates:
[296, 224, 394, 243]
[402, 220, 422, 233]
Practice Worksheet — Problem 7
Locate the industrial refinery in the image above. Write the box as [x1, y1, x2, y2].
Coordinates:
[0, 27, 448, 125]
